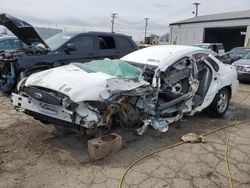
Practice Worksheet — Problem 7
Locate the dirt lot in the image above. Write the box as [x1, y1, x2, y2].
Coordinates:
[0, 83, 250, 188]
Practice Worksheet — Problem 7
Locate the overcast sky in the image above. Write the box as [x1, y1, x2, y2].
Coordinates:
[1, 0, 250, 40]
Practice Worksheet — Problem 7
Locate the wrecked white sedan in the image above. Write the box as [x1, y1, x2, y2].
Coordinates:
[12, 45, 238, 135]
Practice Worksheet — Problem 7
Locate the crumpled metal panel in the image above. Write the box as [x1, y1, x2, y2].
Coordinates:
[136, 118, 169, 135]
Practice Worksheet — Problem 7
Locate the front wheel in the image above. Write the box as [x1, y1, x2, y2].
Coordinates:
[209, 88, 230, 117]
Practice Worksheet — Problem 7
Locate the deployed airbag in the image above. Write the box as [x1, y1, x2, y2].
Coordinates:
[73, 59, 141, 80]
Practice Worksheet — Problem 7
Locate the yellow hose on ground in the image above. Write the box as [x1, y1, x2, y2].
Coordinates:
[224, 122, 235, 188]
[119, 94, 250, 188]
[118, 120, 250, 188]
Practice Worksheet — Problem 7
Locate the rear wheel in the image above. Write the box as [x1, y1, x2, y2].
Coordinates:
[209, 88, 230, 117]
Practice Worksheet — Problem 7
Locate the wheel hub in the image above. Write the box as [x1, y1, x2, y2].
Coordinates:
[217, 91, 228, 113]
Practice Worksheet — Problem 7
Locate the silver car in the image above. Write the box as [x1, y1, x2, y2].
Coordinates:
[233, 52, 250, 82]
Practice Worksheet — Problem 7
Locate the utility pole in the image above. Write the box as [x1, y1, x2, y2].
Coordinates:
[111, 13, 117, 33]
[144, 18, 149, 43]
[193, 2, 200, 17]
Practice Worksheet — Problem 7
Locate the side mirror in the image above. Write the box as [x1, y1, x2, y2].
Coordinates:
[65, 43, 76, 53]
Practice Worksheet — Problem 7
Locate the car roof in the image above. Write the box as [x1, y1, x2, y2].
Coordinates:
[121, 45, 207, 67]
[87, 31, 131, 37]
[64, 31, 130, 38]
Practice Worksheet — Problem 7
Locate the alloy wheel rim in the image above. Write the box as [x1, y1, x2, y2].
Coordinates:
[217, 91, 228, 113]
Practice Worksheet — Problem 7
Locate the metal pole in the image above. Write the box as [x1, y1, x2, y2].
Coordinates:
[111, 13, 117, 33]
[193, 3, 200, 17]
[144, 18, 149, 43]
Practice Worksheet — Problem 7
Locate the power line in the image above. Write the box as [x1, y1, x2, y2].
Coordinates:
[148, 5, 193, 24]
[116, 17, 144, 25]
[116, 30, 145, 35]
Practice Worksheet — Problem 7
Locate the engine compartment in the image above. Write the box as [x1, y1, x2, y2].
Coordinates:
[0, 48, 47, 92]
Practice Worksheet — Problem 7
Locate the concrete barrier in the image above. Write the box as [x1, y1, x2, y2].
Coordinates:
[88, 133, 122, 160]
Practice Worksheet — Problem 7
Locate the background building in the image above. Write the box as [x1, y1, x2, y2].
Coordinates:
[169, 10, 250, 51]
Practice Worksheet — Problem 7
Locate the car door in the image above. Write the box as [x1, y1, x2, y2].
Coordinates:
[67, 35, 97, 62]
[191, 53, 221, 110]
[96, 35, 118, 59]
[53, 35, 97, 65]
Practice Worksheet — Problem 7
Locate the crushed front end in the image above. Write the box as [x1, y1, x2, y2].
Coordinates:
[11, 58, 200, 135]
[0, 50, 21, 92]
[0, 48, 48, 92]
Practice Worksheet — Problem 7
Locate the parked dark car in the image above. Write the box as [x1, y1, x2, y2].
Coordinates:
[216, 53, 236, 65]
[0, 13, 138, 92]
[215, 47, 250, 65]
[0, 35, 25, 50]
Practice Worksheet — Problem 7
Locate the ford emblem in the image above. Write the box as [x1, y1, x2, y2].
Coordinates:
[33, 92, 43, 100]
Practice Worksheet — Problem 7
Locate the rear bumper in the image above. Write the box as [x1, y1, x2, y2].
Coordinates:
[11, 93, 99, 128]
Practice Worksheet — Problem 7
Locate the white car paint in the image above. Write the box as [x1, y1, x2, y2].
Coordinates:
[24, 64, 149, 103]
[121, 45, 202, 67]
[123, 46, 238, 115]
[25, 64, 114, 102]
[190, 54, 238, 115]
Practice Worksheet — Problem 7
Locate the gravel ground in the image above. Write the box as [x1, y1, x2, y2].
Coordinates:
[0, 83, 249, 188]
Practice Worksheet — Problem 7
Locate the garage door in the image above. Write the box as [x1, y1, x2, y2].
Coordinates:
[204, 27, 247, 51]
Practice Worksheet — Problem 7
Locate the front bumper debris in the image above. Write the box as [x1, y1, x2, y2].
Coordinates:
[11, 93, 99, 128]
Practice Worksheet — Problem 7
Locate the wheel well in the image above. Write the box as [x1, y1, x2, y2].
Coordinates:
[224, 85, 232, 99]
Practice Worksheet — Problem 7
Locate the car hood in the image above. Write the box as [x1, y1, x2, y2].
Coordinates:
[234, 59, 250, 66]
[0, 13, 48, 48]
[24, 64, 148, 102]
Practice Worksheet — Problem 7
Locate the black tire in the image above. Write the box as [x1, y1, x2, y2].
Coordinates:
[209, 87, 230, 117]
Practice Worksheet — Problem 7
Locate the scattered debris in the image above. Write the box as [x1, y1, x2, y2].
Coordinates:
[181, 133, 206, 143]
[3, 149, 9, 153]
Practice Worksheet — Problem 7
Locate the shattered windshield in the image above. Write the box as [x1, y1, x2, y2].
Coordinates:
[37, 32, 76, 50]
[73, 59, 142, 80]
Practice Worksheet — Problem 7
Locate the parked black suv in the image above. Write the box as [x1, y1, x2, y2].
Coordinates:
[0, 13, 138, 92]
